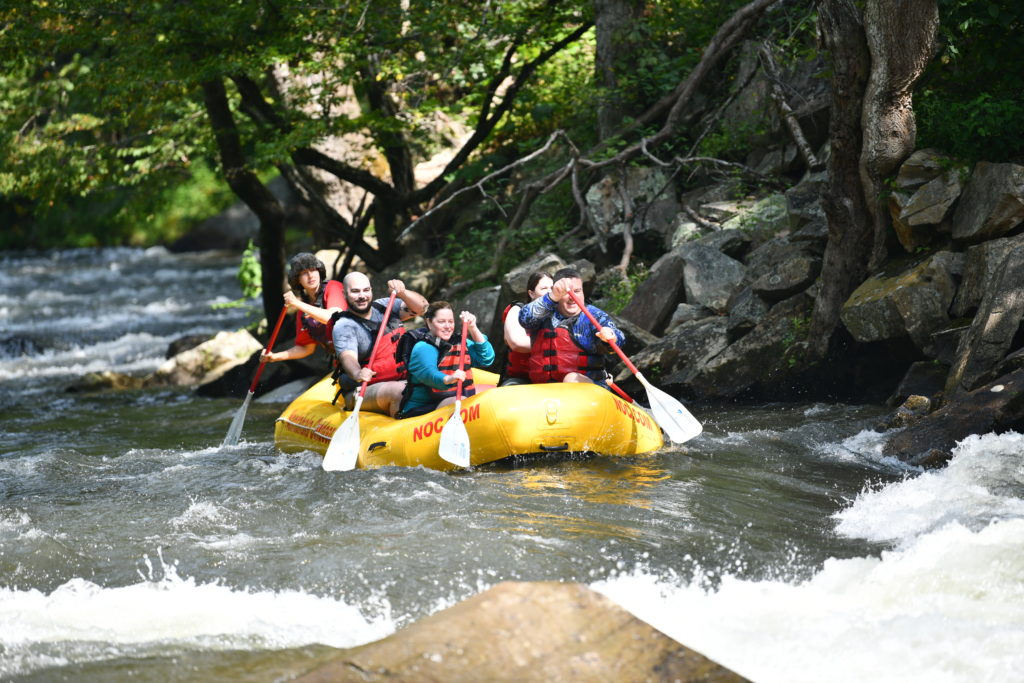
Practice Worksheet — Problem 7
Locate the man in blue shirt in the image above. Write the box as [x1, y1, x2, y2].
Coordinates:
[517, 267, 623, 385]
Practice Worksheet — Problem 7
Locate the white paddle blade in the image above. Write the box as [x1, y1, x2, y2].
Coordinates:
[323, 399, 363, 472]
[222, 391, 254, 447]
[637, 373, 703, 444]
[438, 403, 471, 468]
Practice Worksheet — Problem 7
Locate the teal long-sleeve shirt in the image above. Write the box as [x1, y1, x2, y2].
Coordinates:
[402, 335, 495, 415]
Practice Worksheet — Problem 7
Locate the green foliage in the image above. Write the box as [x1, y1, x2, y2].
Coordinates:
[916, 0, 1024, 162]
[601, 266, 649, 316]
[0, 159, 237, 250]
[214, 240, 262, 309]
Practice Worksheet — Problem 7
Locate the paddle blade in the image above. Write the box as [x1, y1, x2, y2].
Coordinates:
[637, 373, 703, 444]
[438, 402, 471, 468]
[222, 391, 254, 447]
[323, 400, 363, 472]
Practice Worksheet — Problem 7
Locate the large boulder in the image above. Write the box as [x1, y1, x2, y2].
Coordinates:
[840, 251, 963, 356]
[944, 244, 1024, 397]
[888, 168, 963, 251]
[293, 582, 746, 682]
[197, 345, 328, 398]
[620, 249, 687, 334]
[950, 161, 1024, 242]
[677, 244, 747, 313]
[681, 292, 814, 400]
[883, 368, 1024, 467]
[149, 330, 263, 387]
[615, 316, 730, 390]
[950, 234, 1024, 318]
[893, 148, 952, 191]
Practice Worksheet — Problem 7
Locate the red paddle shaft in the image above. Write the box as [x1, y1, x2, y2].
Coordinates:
[356, 291, 399, 399]
[249, 306, 289, 394]
[456, 318, 468, 401]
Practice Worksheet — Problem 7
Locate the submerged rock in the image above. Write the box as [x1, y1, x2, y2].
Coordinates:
[293, 581, 747, 682]
[883, 368, 1024, 467]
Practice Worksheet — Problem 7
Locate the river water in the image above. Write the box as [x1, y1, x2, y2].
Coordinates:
[1, 248, 1022, 682]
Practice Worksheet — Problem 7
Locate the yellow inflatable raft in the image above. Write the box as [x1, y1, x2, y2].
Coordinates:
[274, 371, 664, 470]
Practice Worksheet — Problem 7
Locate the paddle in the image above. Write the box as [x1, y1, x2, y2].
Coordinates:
[222, 306, 289, 447]
[322, 291, 398, 472]
[566, 290, 703, 444]
[438, 318, 471, 468]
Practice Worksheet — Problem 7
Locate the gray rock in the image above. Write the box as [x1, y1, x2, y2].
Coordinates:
[877, 394, 933, 430]
[945, 244, 1024, 397]
[895, 148, 954, 191]
[751, 252, 820, 301]
[951, 162, 1024, 241]
[888, 169, 963, 251]
[665, 303, 713, 334]
[727, 288, 770, 341]
[681, 292, 814, 400]
[695, 228, 752, 259]
[950, 234, 1024, 318]
[615, 316, 729, 387]
[291, 582, 747, 683]
[677, 243, 746, 313]
[785, 173, 827, 230]
[840, 251, 963, 355]
[621, 250, 687, 334]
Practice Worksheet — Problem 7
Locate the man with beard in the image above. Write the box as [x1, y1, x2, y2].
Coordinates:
[331, 271, 428, 416]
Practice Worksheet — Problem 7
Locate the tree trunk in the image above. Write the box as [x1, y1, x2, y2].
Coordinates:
[859, 0, 939, 270]
[594, 0, 645, 141]
[202, 78, 287, 326]
[806, 0, 872, 360]
[807, 0, 937, 361]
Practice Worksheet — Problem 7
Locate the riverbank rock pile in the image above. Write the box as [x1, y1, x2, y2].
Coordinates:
[291, 582, 746, 682]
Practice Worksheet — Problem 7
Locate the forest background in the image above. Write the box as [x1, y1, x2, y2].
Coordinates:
[2, 0, 1023, 367]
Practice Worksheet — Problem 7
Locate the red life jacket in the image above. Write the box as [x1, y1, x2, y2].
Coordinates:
[336, 302, 408, 384]
[501, 302, 530, 381]
[395, 328, 476, 400]
[527, 317, 605, 383]
[297, 280, 347, 349]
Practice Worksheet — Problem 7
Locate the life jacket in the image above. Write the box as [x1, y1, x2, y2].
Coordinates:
[395, 328, 476, 413]
[501, 302, 530, 381]
[299, 280, 346, 349]
[527, 315, 605, 383]
[331, 301, 407, 387]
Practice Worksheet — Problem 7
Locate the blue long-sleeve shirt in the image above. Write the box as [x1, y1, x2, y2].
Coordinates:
[402, 335, 495, 415]
[518, 293, 625, 353]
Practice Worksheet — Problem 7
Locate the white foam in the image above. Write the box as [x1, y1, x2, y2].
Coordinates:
[0, 555, 394, 678]
[595, 518, 1024, 683]
[835, 432, 1024, 544]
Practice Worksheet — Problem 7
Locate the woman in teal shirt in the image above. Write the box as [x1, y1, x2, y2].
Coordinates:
[395, 301, 494, 418]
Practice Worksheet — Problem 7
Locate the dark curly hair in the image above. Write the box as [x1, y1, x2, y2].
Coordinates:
[286, 253, 327, 302]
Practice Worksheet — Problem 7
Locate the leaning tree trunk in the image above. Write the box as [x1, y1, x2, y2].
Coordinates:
[859, 0, 940, 270]
[806, 0, 872, 360]
[594, 0, 645, 141]
[202, 78, 287, 327]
